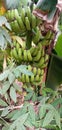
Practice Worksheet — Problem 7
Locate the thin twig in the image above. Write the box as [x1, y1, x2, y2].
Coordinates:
[0, 104, 23, 111]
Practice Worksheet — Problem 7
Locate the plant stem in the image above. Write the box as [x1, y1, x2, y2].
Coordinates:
[26, 31, 32, 49]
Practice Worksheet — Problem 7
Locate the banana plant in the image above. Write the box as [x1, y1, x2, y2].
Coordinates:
[46, 34, 62, 90]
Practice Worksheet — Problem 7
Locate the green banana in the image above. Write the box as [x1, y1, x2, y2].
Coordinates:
[12, 48, 18, 59]
[13, 40, 17, 47]
[21, 74, 25, 82]
[45, 31, 52, 40]
[33, 50, 41, 61]
[14, 20, 21, 32]
[14, 9, 19, 19]
[33, 67, 37, 75]
[27, 50, 32, 61]
[18, 48, 23, 61]
[26, 6, 32, 21]
[6, 10, 11, 20]
[31, 14, 36, 29]
[33, 27, 41, 44]
[41, 69, 44, 75]
[38, 42, 42, 50]
[25, 17, 31, 30]
[41, 49, 45, 57]
[8, 9, 14, 20]
[21, 7, 25, 22]
[30, 75, 35, 82]
[10, 50, 13, 57]
[35, 75, 40, 82]
[11, 10, 15, 19]
[17, 16, 26, 30]
[23, 50, 28, 61]
[10, 21, 16, 32]
[16, 42, 20, 52]
[37, 68, 41, 75]
[41, 31, 53, 46]
[25, 75, 30, 82]
[28, 65, 32, 71]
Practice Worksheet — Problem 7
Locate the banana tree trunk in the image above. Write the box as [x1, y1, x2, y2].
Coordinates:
[46, 53, 62, 90]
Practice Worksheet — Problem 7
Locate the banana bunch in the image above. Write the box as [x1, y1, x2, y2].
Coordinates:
[10, 40, 33, 63]
[35, 54, 49, 69]
[5, 6, 40, 34]
[30, 41, 49, 69]
[41, 30, 54, 46]
[20, 65, 44, 85]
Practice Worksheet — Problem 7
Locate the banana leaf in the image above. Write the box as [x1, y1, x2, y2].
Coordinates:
[33, 0, 57, 21]
[46, 53, 62, 90]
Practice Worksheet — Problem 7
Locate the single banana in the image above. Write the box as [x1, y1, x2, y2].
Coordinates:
[28, 65, 32, 71]
[38, 42, 42, 50]
[23, 50, 28, 61]
[13, 40, 17, 47]
[25, 17, 31, 30]
[21, 7, 25, 22]
[6, 10, 11, 20]
[27, 50, 32, 61]
[35, 75, 40, 82]
[30, 75, 35, 82]
[11, 9, 15, 19]
[9, 9, 14, 20]
[14, 20, 21, 32]
[14, 9, 19, 19]
[31, 14, 36, 29]
[18, 48, 23, 61]
[33, 67, 37, 75]
[17, 16, 26, 30]
[12, 48, 18, 59]
[37, 68, 41, 75]
[10, 22, 16, 32]
[33, 27, 41, 44]
[25, 75, 30, 83]
[26, 6, 32, 21]
[33, 50, 41, 61]
[21, 74, 25, 82]
[41, 49, 45, 57]
[10, 50, 13, 57]
[16, 42, 20, 52]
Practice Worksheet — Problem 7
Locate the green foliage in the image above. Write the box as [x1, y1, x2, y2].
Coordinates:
[0, 65, 33, 103]
[55, 34, 62, 57]
[0, 0, 62, 130]
[3, 0, 20, 9]
[0, 16, 11, 49]
[0, 98, 61, 130]
[35, 0, 57, 20]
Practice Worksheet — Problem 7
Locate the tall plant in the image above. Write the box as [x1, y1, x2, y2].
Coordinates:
[0, 0, 62, 130]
